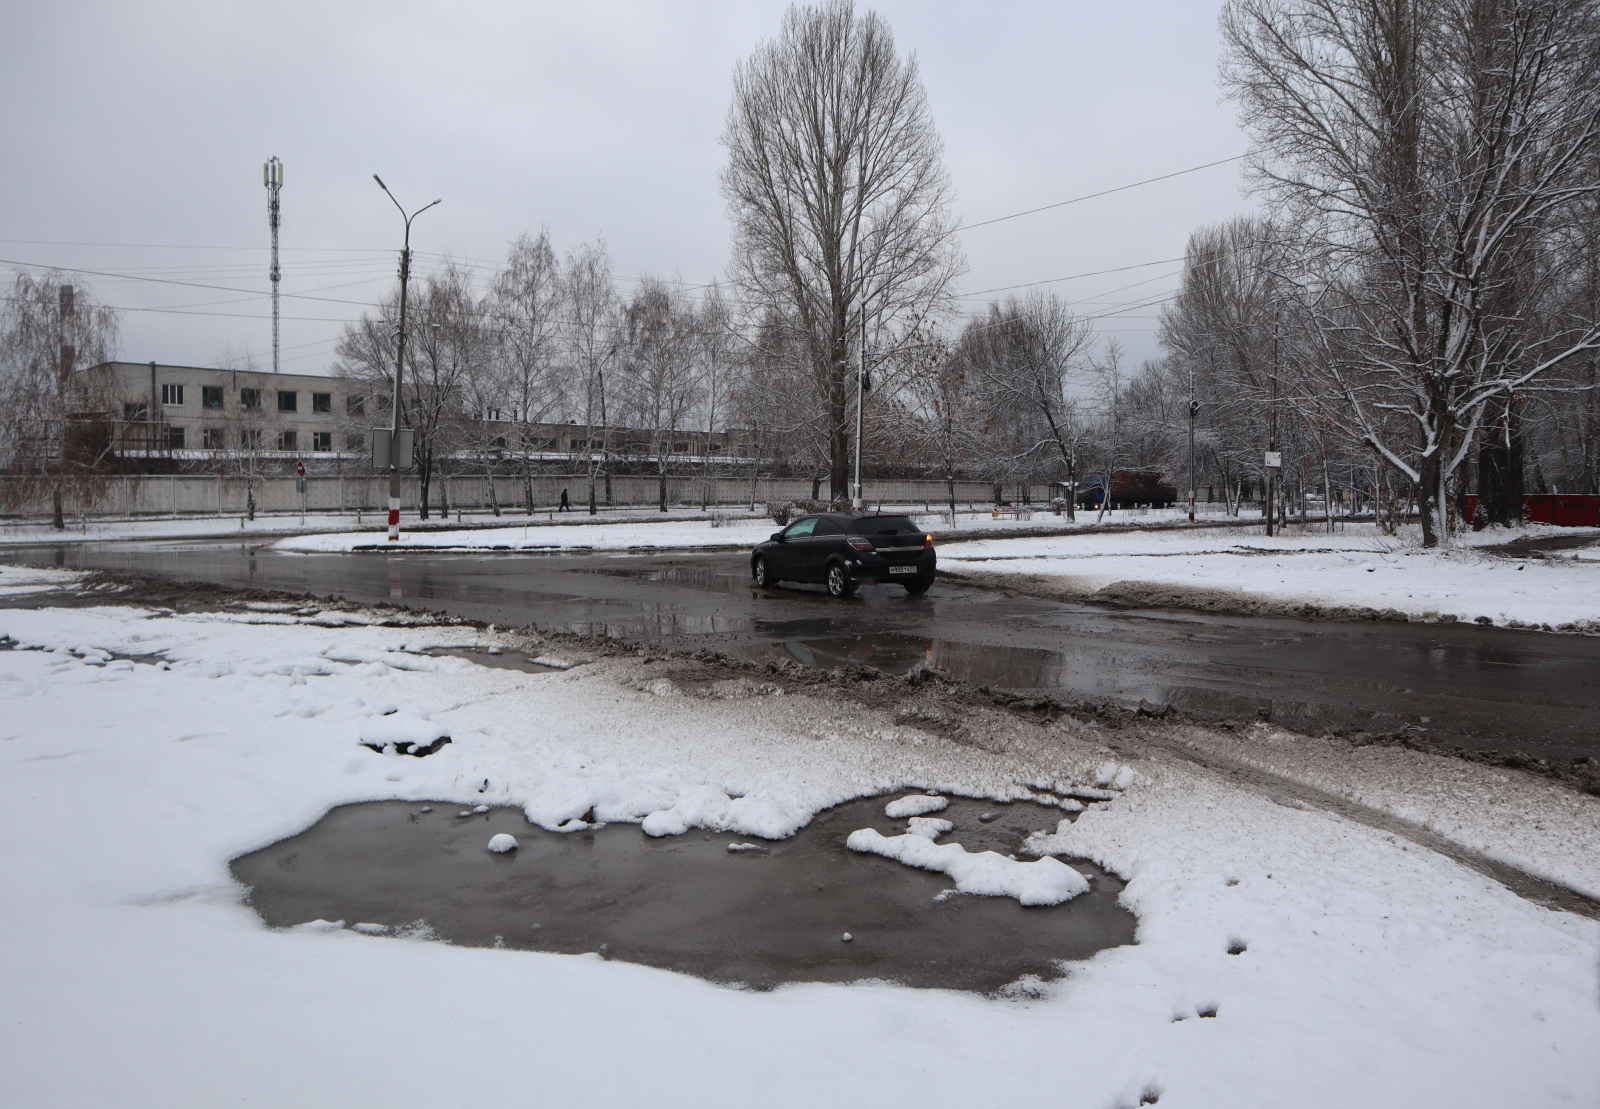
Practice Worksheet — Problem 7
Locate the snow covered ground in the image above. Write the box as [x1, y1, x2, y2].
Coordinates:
[943, 522, 1600, 630]
[1, 565, 1595, 1106]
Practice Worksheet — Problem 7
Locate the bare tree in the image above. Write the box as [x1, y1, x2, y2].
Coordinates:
[901, 330, 984, 521]
[721, 0, 964, 499]
[962, 293, 1096, 518]
[0, 271, 121, 528]
[1222, 0, 1600, 545]
[620, 277, 703, 511]
[486, 230, 566, 514]
[561, 241, 620, 515]
[335, 259, 485, 518]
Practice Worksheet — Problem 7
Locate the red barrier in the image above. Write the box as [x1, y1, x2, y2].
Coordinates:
[1462, 493, 1599, 526]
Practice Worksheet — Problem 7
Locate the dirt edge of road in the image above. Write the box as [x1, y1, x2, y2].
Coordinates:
[27, 567, 1600, 920]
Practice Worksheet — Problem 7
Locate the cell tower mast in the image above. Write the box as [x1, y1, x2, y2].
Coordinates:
[263, 157, 283, 374]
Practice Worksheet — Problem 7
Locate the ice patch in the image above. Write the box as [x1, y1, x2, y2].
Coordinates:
[846, 828, 1089, 906]
[291, 919, 345, 933]
[885, 794, 948, 818]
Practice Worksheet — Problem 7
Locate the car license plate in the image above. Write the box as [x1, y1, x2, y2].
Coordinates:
[888, 565, 917, 574]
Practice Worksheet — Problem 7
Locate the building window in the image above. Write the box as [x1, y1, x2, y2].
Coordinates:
[672, 442, 689, 454]
[533, 436, 557, 449]
[202, 428, 224, 450]
[491, 435, 507, 449]
[346, 433, 366, 452]
[312, 392, 331, 413]
[346, 394, 365, 416]
[708, 443, 723, 453]
[569, 439, 587, 450]
[278, 430, 297, 451]
[123, 402, 148, 422]
[161, 383, 184, 406]
[374, 394, 392, 413]
[166, 426, 185, 449]
[202, 385, 223, 409]
[240, 388, 261, 410]
[313, 431, 332, 452]
[277, 390, 297, 412]
[624, 441, 646, 453]
[241, 429, 261, 450]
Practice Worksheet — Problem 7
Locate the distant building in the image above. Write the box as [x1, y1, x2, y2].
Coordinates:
[75, 361, 756, 472]
[79, 361, 360, 462]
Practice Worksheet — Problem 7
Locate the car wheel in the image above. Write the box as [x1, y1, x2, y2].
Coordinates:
[826, 562, 855, 598]
[752, 555, 772, 587]
[903, 579, 931, 596]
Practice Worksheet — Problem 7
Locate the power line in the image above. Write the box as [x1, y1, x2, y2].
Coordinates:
[956, 155, 1245, 232]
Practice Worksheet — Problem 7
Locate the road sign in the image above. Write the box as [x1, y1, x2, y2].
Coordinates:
[372, 428, 415, 470]
[1264, 451, 1282, 469]
[295, 460, 305, 477]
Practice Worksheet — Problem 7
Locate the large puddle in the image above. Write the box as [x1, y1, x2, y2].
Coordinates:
[232, 795, 1135, 993]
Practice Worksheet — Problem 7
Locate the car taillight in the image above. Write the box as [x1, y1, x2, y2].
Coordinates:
[924, 534, 934, 548]
[847, 536, 873, 551]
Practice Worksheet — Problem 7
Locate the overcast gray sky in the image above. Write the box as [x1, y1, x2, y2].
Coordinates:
[1, 1, 1255, 377]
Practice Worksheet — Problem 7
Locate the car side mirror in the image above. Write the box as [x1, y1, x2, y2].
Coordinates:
[771, 531, 786, 543]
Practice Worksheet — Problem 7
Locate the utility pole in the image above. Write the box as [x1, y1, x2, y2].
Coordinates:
[263, 158, 283, 375]
[852, 315, 867, 511]
[373, 176, 440, 542]
[1188, 357, 1199, 523]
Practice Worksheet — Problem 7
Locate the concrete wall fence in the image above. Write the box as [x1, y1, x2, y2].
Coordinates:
[1, 475, 1085, 518]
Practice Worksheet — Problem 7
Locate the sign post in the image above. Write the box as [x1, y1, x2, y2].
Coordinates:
[1264, 451, 1282, 537]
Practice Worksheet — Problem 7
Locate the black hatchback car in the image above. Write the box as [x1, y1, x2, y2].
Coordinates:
[751, 513, 935, 597]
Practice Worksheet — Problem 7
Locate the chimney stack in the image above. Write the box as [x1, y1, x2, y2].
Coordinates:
[58, 285, 76, 380]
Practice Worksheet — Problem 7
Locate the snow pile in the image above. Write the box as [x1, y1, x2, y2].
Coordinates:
[274, 516, 776, 554]
[884, 794, 948, 818]
[906, 816, 953, 839]
[487, 834, 518, 853]
[0, 565, 86, 595]
[846, 828, 1090, 906]
[941, 523, 1600, 629]
[356, 708, 449, 751]
[641, 784, 732, 837]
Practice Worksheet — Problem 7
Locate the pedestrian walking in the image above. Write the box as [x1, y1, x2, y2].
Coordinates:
[559, 488, 569, 512]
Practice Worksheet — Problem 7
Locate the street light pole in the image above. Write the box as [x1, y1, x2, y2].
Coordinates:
[373, 176, 440, 542]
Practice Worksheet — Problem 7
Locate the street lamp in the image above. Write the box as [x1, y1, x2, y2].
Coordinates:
[373, 175, 440, 542]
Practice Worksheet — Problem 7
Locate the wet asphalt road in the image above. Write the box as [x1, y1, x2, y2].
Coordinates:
[7, 538, 1599, 764]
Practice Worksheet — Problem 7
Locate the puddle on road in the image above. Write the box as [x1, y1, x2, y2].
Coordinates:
[418, 646, 564, 674]
[232, 795, 1135, 993]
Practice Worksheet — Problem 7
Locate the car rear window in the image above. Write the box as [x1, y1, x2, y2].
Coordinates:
[852, 515, 920, 536]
